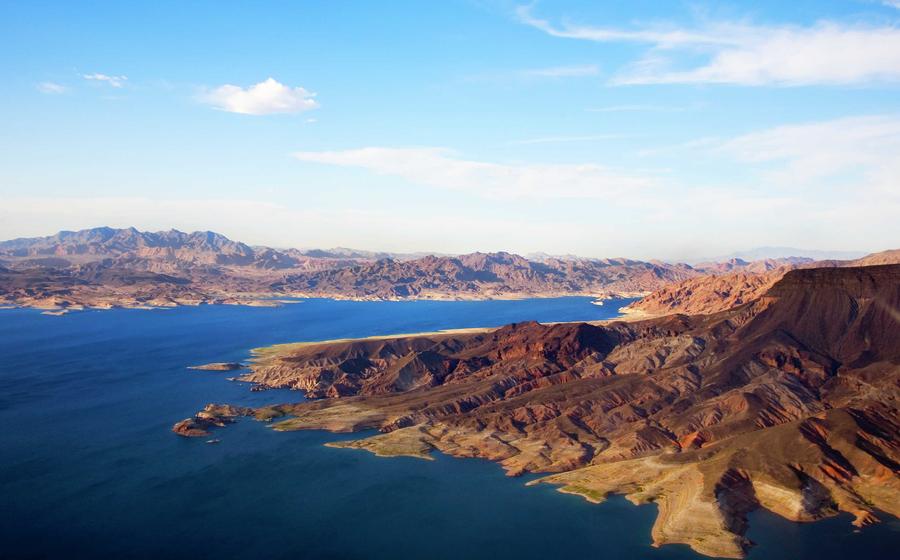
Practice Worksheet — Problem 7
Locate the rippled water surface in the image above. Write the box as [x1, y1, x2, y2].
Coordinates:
[1, 297, 897, 559]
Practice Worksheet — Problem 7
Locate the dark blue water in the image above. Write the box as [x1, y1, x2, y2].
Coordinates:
[1, 298, 897, 559]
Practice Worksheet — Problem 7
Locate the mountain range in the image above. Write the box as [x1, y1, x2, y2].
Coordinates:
[0, 227, 818, 311]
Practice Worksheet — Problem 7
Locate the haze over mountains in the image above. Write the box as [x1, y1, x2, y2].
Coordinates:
[1, 226, 840, 311]
[703, 247, 868, 263]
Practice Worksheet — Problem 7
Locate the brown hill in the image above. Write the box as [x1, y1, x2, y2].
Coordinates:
[624, 269, 787, 316]
[692, 256, 812, 274]
[846, 248, 900, 266]
[626, 249, 900, 317]
[176, 264, 900, 558]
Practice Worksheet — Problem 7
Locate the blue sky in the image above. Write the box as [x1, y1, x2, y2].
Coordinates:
[1, 0, 899, 260]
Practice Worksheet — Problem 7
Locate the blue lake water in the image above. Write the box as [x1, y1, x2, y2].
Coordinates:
[1, 297, 897, 559]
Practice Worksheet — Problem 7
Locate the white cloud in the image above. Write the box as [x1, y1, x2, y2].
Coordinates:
[82, 73, 128, 88]
[199, 78, 319, 115]
[7, 114, 900, 260]
[718, 115, 900, 193]
[516, 5, 900, 86]
[516, 6, 722, 47]
[293, 147, 654, 199]
[36, 82, 68, 94]
[521, 64, 599, 78]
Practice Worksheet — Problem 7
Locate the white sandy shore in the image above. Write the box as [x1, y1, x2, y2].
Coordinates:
[249, 303, 657, 360]
[250, 326, 496, 359]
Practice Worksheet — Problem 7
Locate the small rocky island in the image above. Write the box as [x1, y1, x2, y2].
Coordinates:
[187, 362, 246, 371]
[174, 264, 900, 558]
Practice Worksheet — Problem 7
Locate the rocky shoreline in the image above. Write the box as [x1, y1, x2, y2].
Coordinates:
[173, 264, 900, 558]
[0, 289, 641, 315]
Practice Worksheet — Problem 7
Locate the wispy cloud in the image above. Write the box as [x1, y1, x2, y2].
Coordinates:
[6, 116, 897, 257]
[520, 64, 599, 78]
[516, 5, 726, 47]
[293, 147, 654, 199]
[718, 114, 900, 193]
[507, 134, 629, 145]
[199, 78, 319, 115]
[82, 73, 128, 88]
[36, 82, 67, 94]
[635, 137, 721, 158]
[586, 104, 687, 113]
[516, 5, 900, 86]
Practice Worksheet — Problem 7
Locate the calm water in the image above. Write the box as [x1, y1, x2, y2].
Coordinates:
[1, 297, 897, 560]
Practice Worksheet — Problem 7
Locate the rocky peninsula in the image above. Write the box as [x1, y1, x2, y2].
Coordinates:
[174, 264, 900, 558]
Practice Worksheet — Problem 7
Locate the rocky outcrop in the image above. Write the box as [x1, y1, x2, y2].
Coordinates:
[623, 269, 787, 316]
[172, 404, 254, 437]
[187, 362, 245, 371]
[181, 264, 900, 558]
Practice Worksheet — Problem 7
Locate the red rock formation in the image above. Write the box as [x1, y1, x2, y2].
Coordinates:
[627, 249, 900, 317]
[180, 264, 900, 557]
[172, 404, 253, 437]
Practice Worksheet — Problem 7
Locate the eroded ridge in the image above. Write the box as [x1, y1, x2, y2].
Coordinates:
[175, 264, 900, 558]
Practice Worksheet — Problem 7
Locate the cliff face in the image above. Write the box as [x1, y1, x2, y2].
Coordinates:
[179, 264, 900, 558]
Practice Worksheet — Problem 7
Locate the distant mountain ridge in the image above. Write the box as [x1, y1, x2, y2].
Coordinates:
[0, 227, 453, 271]
[690, 256, 813, 273]
[705, 246, 868, 262]
[0, 226, 323, 270]
[277, 251, 699, 299]
[0, 227, 883, 311]
[297, 247, 444, 261]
